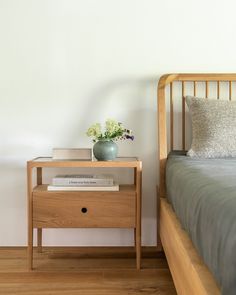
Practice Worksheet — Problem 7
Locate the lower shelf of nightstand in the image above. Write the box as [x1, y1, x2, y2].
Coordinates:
[32, 184, 136, 228]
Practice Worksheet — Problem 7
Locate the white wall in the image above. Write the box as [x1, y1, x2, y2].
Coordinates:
[1, 0, 236, 246]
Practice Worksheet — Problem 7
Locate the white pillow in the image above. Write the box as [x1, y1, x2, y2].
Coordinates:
[186, 96, 236, 158]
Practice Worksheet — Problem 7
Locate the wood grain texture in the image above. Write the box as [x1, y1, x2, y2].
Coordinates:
[27, 162, 33, 270]
[158, 73, 236, 84]
[160, 198, 220, 295]
[33, 185, 136, 228]
[229, 81, 232, 100]
[217, 81, 220, 99]
[157, 77, 167, 198]
[170, 82, 174, 150]
[205, 81, 209, 98]
[135, 164, 142, 270]
[0, 247, 177, 295]
[194, 81, 197, 96]
[182, 81, 185, 150]
[157, 73, 233, 295]
[28, 158, 141, 168]
[36, 168, 43, 253]
[28, 158, 142, 270]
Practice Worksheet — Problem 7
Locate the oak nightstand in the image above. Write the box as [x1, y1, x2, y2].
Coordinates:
[27, 157, 142, 270]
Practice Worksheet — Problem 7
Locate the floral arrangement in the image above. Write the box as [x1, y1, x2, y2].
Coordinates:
[86, 119, 134, 142]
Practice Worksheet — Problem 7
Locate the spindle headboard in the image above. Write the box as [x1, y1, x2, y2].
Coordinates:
[158, 73, 236, 197]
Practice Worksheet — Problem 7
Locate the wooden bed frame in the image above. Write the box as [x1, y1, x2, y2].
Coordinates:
[158, 73, 236, 295]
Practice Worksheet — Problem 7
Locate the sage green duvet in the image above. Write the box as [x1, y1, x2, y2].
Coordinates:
[166, 152, 236, 295]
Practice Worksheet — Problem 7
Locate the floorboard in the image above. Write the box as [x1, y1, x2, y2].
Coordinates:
[0, 247, 177, 295]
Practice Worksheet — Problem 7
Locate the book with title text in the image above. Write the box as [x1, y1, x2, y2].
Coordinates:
[48, 174, 119, 191]
[52, 174, 114, 186]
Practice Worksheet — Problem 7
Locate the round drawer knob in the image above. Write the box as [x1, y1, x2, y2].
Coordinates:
[81, 207, 87, 213]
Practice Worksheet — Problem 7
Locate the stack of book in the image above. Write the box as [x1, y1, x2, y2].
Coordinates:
[47, 174, 119, 191]
[52, 148, 92, 161]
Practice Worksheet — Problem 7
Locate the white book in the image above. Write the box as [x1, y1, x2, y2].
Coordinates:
[47, 183, 119, 191]
[52, 174, 114, 186]
[52, 148, 92, 160]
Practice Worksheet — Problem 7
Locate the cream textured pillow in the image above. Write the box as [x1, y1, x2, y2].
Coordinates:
[186, 96, 236, 158]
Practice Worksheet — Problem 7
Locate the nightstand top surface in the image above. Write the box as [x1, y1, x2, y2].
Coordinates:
[28, 157, 141, 168]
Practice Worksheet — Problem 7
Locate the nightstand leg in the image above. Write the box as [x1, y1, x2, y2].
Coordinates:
[37, 228, 42, 253]
[36, 168, 43, 254]
[136, 227, 141, 270]
[134, 228, 136, 247]
[135, 164, 142, 270]
[27, 163, 33, 270]
[28, 227, 33, 270]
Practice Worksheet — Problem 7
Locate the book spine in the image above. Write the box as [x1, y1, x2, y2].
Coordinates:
[52, 179, 114, 186]
[47, 185, 119, 191]
[52, 148, 92, 160]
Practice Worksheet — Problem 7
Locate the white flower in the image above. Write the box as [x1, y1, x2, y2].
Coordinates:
[105, 119, 121, 136]
[86, 119, 134, 142]
[86, 123, 102, 137]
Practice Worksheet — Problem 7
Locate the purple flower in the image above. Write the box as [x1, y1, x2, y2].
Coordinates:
[125, 135, 134, 141]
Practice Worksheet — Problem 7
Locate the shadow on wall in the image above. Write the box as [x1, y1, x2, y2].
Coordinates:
[73, 77, 158, 150]
[0, 75, 161, 246]
[74, 77, 159, 229]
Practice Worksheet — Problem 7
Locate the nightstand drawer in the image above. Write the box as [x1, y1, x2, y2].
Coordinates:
[33, 185, 136, 228]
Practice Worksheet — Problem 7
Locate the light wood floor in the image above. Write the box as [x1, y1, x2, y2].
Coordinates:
[0, 247, 177, 295]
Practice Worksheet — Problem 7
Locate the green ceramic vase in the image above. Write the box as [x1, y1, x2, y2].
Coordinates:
[93, 140, 118, 161]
